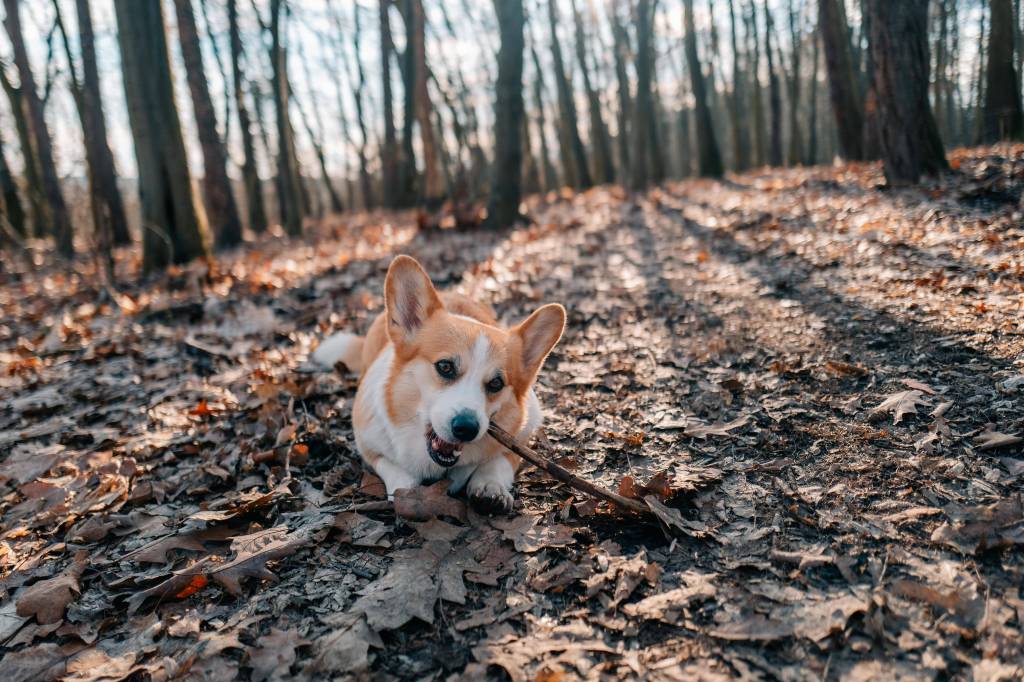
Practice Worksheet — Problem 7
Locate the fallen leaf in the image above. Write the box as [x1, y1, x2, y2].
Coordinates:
[974, 427, 1023, 451]
[16, 551, 88, 624]
[250, 628, 308, 682]
[303, 616, 376, 677]
[870, 390, 927, 424]
[622, 571, 716, 623]
[684, 414, 751, 439]
[492, 515, 574, 553]
[393, 480, 467, 521]
[644, 496, 710, 537]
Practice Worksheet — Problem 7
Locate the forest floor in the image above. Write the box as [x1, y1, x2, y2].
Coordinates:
[1, 145, 1023, 681]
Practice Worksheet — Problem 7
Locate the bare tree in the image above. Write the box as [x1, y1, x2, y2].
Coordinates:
[409, 0, 444, 204]
[786, 0, 803, 165]
[113, 0, 211, 271]
[683, 0, 724, 178]
[3, 0, 73, 256]
[379, 0, 399, 207]
[0, 126, 25, 238]
[485, 0, 525, 229]
[610, 0, 633, 181]
[527, 17, 559, 190]
[269, 0, 305, 235]
[0, 65, 44, 234]
[72, 0, 130, 246]
[228, 0, 267, 234]
[351, 2, 376, 208]
[818, 0, 865, 159]
[174, 0, 243, 248]
[763, 0, 784, 166]
[571, 0, 614, 184]
[983, 0, 1024, 141]
[864, 0, 947, 184]
[727, 0, 750, 171]
[746, 0, 766, 166]
[548, 0, 592, 189]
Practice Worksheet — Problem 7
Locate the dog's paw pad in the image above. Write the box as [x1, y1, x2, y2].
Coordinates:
[469, 484, 514, 516]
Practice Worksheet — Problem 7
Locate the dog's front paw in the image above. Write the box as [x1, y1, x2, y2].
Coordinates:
[469, 481, 514, 516]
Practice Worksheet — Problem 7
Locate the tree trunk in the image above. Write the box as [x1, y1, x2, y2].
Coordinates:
[72, 0, 130, 246]
[786, 0, 803, 165]
[865, 0, 947, 184]
[611, 0, 633, 182]
[683, 0, 725, 178]
[485, 0, 525, 229]
[983, 0, 1024, 141]
[631, 0, 653, 188]
[398, 0, 418, 206]
[114, 0, 211, 272]
[571, 0, 614, 184]
[747, 1, 766, 166]
[807, 28, 821, 163]
[269, 0, 305, 235]
[818, 0, 865, 159]
[3, 0, 73, 256]
[0, 70, 44, 235]
[0, 127, 26, 238]
[548, 0, 592, 189]
[174, 0, 243, 249]
[527, 21, 559, 190]
[408, 0, 443, 204]
[352, 3, 376, 209]
[378, 0, 398, 208]
[228, 0, 267, 234]
[727, 0, 750, 171]
[763, 0, 784, 166]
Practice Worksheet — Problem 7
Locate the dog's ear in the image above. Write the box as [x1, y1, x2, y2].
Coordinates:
[385, 255, 443, 345]
[511, 304, 566, 385]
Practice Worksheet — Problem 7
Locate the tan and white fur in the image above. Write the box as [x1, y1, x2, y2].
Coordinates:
[313, 255, 565, 514]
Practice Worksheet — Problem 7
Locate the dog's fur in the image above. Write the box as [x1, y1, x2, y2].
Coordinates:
[313, 255, 565, 513]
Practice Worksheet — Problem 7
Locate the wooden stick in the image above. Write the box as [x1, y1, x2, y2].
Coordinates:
[487, 424, 650, 515]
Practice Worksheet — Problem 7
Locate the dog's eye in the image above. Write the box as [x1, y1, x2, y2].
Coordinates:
[434, 359, 457, 379]
[485, 375, 505, 394]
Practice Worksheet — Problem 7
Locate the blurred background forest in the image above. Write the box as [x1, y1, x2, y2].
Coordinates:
[0, 0, 1020, 273]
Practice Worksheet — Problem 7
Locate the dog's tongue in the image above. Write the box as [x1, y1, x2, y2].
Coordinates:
[431, 432, 458, 454]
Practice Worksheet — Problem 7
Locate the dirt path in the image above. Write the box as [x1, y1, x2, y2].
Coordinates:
[1, 148, 1022, 680]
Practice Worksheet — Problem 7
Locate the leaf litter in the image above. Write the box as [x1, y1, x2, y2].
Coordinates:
[1, 148, 1023, 678]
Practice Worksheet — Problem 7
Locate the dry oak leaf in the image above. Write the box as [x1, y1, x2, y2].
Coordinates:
[974, 426, 1023, 451]
[622, 571, 717, 624]
[870, 389, 928, 424]
[249, 628, 309, 682]
[393, 480, 467, 521]
[684, 414, 751, 439]
[351, 539, 482, 630]
[930, 499, 1024, 554]
[303, 615, 378, 677]
[491, 514, 574, 553]
[16, 550, 88, 624]
[210, 529, 309, 596]
[644, 495, 710, 538]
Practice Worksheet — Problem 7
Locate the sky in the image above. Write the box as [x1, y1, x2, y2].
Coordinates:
[0, 0, 988, 184]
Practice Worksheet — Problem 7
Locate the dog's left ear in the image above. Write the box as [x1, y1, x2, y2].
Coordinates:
[512, 304, 566, 383]
[385, 255, 443, 345]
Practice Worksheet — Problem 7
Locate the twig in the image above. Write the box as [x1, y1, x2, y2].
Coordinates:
[487, 424, 650, 515]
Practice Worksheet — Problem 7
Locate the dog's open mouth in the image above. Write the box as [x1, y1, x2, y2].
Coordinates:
[426, 426, 462, 467]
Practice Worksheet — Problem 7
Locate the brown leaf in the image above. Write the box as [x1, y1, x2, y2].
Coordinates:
[303, 615, 378, 677]
[622, 571, 717, 623]
[250, 628, 308, 682]
[393, 480, 467, 521]
[684, 414, 751, 439]
[492, 514, 574, 553]
[16, 551, 88, 624]
[869, 390, 927, 424]
[210, 529, 309, 596]
[644, 496, 710, 537]
[974, 426, 1023, 451]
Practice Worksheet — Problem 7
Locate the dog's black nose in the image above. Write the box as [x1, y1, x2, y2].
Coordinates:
[450, 411, 480, 442]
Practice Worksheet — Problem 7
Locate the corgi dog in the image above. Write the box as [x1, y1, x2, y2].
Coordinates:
[313, 255, 566, 514]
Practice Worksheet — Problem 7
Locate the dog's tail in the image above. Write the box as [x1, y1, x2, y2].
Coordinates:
[311, 331, 365, 375]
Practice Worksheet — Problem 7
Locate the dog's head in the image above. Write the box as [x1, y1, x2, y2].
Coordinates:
[383, 255, 565, 467]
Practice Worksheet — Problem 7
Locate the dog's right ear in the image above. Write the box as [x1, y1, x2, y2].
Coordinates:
[385, 255, 443, 346]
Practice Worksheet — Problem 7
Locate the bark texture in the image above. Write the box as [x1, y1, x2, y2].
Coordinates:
[548, 0, 592, 189]
[485, 0, 525, 229]
[174, 0, 243, 248]
[228, 0, 267, 234]
[983, 0, 1024, 141]
[683, 0, 725, 178]
[818, 0, 865, 159]
[865, 0, 948, 184]
[114, 0, 211, 271]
